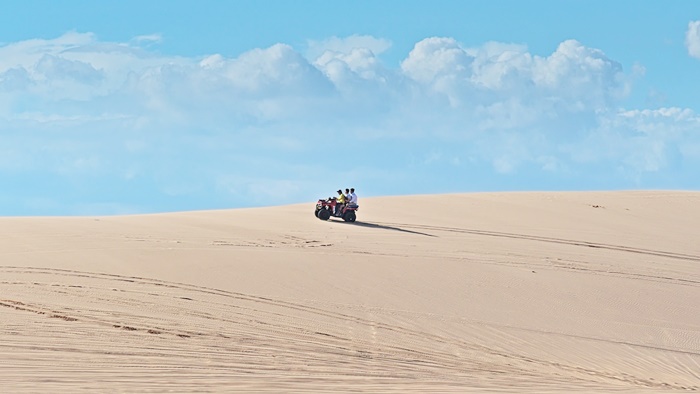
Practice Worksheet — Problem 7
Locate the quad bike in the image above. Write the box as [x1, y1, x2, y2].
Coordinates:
[315, 197, 358, 222]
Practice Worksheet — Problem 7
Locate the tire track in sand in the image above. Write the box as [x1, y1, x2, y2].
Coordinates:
[370, 221, 700, 264]
[1, 266, 698, 392]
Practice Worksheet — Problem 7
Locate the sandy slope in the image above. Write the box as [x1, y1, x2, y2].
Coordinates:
[1, 191, 699, 393]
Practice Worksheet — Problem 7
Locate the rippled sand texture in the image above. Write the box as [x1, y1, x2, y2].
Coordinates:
[1, 191, 699, 392]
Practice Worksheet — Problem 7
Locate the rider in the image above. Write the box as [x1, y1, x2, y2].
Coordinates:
[349, 188, 358, 206]
[335, 189, 346, 215]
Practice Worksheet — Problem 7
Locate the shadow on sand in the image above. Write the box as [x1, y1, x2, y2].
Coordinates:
[334, 220, 436, 237]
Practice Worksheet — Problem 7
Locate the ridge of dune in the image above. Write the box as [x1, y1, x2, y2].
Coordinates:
[1, 191, 699, 392]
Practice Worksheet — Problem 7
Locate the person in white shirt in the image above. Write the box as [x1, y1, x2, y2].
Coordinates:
[349, 188, 358, 206]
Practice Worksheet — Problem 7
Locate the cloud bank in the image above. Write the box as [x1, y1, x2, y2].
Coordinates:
[0, 32, 698, 214]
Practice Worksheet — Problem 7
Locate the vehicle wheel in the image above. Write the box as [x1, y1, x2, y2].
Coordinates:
[314, 209, 320, 217]
[343, 211, 356, 222]
[318, 208, 331, 221]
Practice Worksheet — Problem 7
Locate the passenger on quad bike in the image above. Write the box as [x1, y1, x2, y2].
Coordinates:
[349, 188, 357, 205]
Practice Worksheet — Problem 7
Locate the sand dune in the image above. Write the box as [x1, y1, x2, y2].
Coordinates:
[1, 191, 699, 392]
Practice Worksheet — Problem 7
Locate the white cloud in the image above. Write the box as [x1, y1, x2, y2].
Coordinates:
[398, 38, 626, 112]
[618, 107, 697, 122]
[306, 34, 392, 60]
[532, 40, 625, 105]
[468, 42, 532, 90]
[401, 37, 473, 84]
[686, 21, 700, 59]
[313, 47, 398, 108]
[132, 34, 163, 45]
[0, 31, 97, 73]
[222, 44, 332, 96]
[315, 47, 382, 80]
[200, 54, 225, 69]
[34, 54, 103, 82]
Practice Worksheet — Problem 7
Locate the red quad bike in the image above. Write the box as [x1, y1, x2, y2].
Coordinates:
[315, 198, 358, 222]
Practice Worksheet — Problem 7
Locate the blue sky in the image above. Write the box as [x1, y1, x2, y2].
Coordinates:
[1, 1, 699, 215]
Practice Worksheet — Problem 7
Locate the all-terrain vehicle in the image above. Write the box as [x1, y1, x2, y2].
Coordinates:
[315, 197, 358, 222]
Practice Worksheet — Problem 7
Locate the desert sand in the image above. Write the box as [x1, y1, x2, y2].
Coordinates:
[1, 191, 699, 393]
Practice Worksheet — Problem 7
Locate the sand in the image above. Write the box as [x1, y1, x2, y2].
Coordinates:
[1, 191, 699, 392]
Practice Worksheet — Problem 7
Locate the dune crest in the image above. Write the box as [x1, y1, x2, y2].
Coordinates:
[1, 191, 699, 392]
